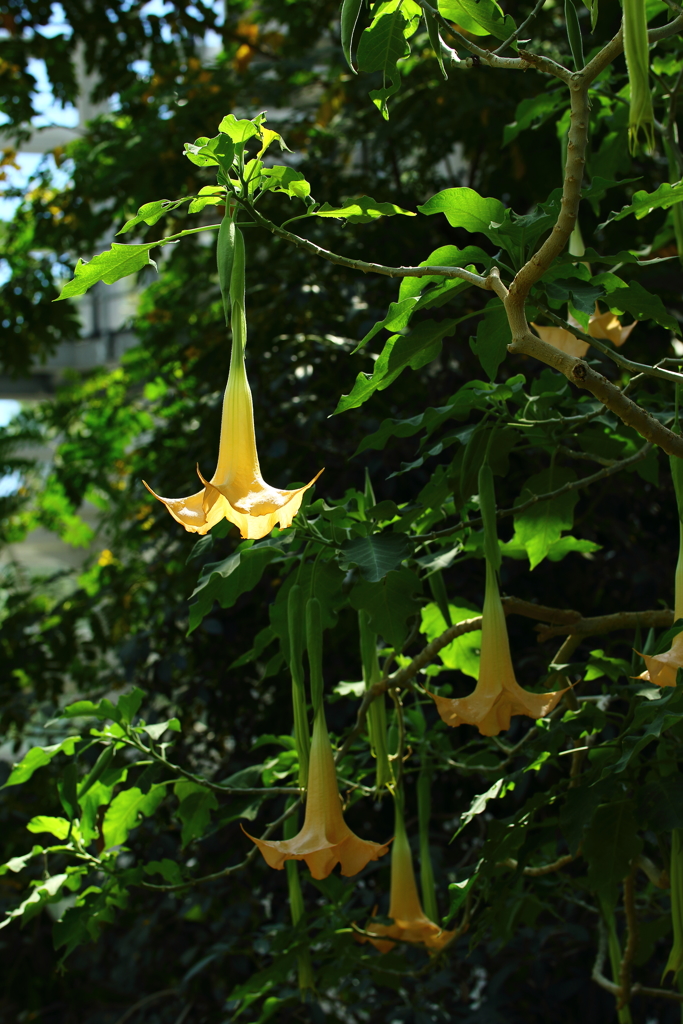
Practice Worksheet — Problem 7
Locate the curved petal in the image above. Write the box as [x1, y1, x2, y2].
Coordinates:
[639, 632, 683, 687]
[531, 323, 589, 358]
[142, 480, 216, 535]
[198, 467, 324, 540]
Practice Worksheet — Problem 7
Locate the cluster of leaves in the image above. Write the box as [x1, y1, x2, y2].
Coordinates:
[3, 1, 683, 1023]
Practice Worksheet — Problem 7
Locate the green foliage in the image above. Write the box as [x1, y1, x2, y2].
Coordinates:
[4, 0, 683, 1020]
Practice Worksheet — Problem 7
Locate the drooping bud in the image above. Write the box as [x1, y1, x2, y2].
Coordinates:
[623, 0, 655, 154]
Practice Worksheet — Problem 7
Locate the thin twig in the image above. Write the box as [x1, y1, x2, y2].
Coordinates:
[534, 307, 683, 385]
[493, 0, 546, 55]
[413, 0, 536, 71]
[112, 990, 179, 1024]
[618, 867, 638, 1010]
[537, 607, 673, 642]
[423, 443, 653, 541]
[499, 849, 579, 876]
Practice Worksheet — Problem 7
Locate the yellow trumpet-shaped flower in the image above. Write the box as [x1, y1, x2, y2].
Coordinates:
[427, 562, 567, 736]
[362, 800, 455, 954]
[244, 709, 390, 879]
[532, 306, 637, 358]
[143, 313, 322, 540]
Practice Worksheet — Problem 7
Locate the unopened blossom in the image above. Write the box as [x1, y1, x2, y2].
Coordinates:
[362, 801, 455, 954]
[144, 316, 322, 540]
[428, 562, 567, 736]
[244, 709, 390, 879]
[532, 305, 637, 358]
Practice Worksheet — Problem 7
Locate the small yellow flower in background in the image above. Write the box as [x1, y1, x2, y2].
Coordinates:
[427, 562, 567, 736]
[97, 549, 115, 567]
[532, 305, 637, 358]
[244, 708, 390, 879]
[143, 316, 322, 540]
[361, 798, 455, 954]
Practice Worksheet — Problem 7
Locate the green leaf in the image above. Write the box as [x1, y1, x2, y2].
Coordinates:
[117, 198, 185, 235]
[56, 243, 158, 300]
[397, 244, 491, 304]
[418, 187, 506, 240]
[261, 166, 311, 201]
[174, 781, 219, 847]
[469, 298, 511, 381]
[3, 736, 80, 788]
[339, 533, 411, 582]
[79, 767, 129, 844]
[313, 195, 415, 223]
[602, 180, 683, 225]
[217, 114, 260, 144]
[453, 779, 506, 837]
[513, 467, 579, 570]
[341, 0, 364, 70]
[0, 873, 69, 932]
[142, 718, 181, 740]
[349, 568, 421, 650]
[584, 801, 643, 890]
[420, 601, 481, 679]
[354, 297, 418, 354]
[503, 90, 568, 146]
[438, 0, 516, 39]
[559, 784, 606, 854]
[445, 874, 477, 925]
[0, 846, 44, 876]
[593, 274, 680, 334]
[26, 816, 71, 840]
[357, 8, 411, 118]
[334, 318, 456, 414]
[637, 772, 683, 831]
[102, 784, 167, 849]
[188, 543, 282, 635]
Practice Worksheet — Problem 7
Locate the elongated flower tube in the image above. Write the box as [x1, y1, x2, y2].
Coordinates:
[244, 708, 390, 879]
[532, 306, 636, 358]
[664, 829, 683, 981]
[144, 228, 322, 539]
[362, 796, 454, 954]
[623, 0, 655, 154]
[428, 561, 567, 736]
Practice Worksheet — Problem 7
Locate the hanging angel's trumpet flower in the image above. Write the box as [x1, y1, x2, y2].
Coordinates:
[244, 709, 390, 879]
[361, 797, 454, 954]
[427, 562, 567, 736]
[144, 319, 322, 539]
[532, 305, 637, 358]
[144, 227, 322, 540]
[637, 461, 683, 687]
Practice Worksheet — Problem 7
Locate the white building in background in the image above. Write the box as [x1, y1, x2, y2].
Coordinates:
[0, 49, 138, 401]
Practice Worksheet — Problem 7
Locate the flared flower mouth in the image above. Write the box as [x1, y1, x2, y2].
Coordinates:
[360, 800, 455, 955]
[144, 311, 322, 540]
[636, 631, 683, 688]
[427, 562, 567, 736]
[532, 305, 636, 358]
[244, 709, 390, 879]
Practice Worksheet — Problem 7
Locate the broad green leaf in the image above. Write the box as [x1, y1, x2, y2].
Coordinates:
[0, 874, 69, 932]
[313, 195, 415, 223]
[501, 534, 601, 562]
[261, 166, 311, 200]
[339, 533, 411, 582]
[469, 298, 511, 381]
[334, 318, 456, 414]
[217, 114, 260, 144]
[145, 859, 185, 885]
[420, 601, 482, 679]
[559, 783, 607, 854]
[503, 90, 568, 146]
[602, 180, 683, 225]
[56, 243, 158, 300]
[0, 846, 44, 876]
[418, 187, 506, 240]
[636, 772, 683, 831]
[117, 198, 186, 235]
[513, 467, 579, 570]
[603, 687, 683, 776]
[354, 297, 418, 353]
[174, 781, 219, 847]
[26, 816, 71, 840]
[142, 718, 181, 740]
[438, 0, 516, 39]
[3, 736, 80, 788]
[102, 784, 167, 849]
[79, 766, 129, 844]
[341, 0, 364, 69]
[584, 801, 643, 890]
[453, 779, 506, 837]
[349, 568, 421, 650]
[357, 8, 411, 117]
[593, 274, 679, 334]
[188, 543, 282, 635]
[398, 244, 491, 303]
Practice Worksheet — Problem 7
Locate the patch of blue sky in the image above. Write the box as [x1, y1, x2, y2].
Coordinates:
[0, 152, 73, 221]
[28, 58, 78, 129]
[0, 401, 21, 428]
